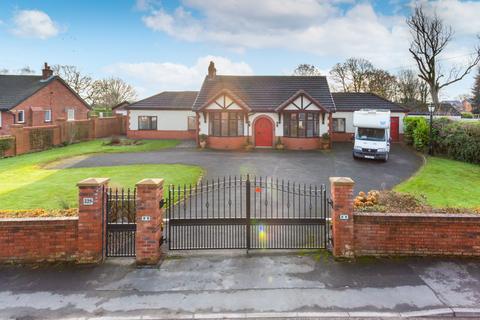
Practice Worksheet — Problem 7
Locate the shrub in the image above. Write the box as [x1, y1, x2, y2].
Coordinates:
[412, 118, 429, 151]
[461, 112, 474, 119]
[433, 120, 480, 163]
[0, 137, 13, 157]
[403, 117, 425, 146]
[321, 133, 330, 140]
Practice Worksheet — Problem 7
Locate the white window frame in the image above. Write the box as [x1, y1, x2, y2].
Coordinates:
[44, 109, 52, 123]
[67, 109, 75, 121]
[187, 116, 196, 130]
[17, 110, 25, 123]
[0, 111, 2, 128]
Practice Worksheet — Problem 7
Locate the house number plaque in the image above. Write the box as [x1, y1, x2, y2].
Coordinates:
[83, 197, 94, 206]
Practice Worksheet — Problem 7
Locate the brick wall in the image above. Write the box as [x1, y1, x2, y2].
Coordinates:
[0, 217, 78, 263]
[353, 212, 480, 256]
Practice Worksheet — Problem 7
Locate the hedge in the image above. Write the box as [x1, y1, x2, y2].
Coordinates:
[404, 117, 480, 163]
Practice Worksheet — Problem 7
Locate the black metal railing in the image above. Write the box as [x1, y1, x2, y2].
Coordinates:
[167, 175, 330, 250]
[105, 188, 137, 257]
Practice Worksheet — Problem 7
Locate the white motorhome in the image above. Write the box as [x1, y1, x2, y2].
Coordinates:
[352, 110, 391, 161]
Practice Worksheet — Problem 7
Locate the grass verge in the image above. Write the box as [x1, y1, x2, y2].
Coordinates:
[394, 156, 480, 209]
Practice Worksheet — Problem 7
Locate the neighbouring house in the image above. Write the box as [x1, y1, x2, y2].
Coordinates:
[126, 62, 407, 150]
[0, 63, 90, 135]
[111, 101, 130, 116]
[462, 99, 473, 113]
[126, 91, 198, 140]
[408, 102, 462, 119]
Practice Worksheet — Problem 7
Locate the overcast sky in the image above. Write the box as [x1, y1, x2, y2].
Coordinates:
[1, 0, 479, 100]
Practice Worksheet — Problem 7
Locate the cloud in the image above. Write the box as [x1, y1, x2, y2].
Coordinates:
[11, 10, 60, 39]
[104, 55, 253, 98]
[141, 1, 413, 69]
[141, 0, 480, 71]
[418, 0, 480, 36]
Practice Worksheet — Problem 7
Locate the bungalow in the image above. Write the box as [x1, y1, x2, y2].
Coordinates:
[0, 63, 90, 135]
[126, 62, 407, 150]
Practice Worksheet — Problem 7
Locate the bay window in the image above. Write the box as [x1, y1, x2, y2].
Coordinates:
[209, 112, 244, 136]
[283, 112, 319, 138]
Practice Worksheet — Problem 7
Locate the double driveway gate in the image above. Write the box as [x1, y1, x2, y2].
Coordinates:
[167, 175, 331, 250]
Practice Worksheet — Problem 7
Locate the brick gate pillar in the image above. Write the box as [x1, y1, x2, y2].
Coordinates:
[77, 178, 109, 263]
[330, 177, 355, 258]
[135, 178, 164, 266]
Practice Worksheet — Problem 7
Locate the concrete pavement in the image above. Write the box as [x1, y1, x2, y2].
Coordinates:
[0, 252, 479, 319]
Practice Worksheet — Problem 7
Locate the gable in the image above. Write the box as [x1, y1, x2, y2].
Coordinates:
[283, 95, 321, 111]
[205, 94, 243, 110]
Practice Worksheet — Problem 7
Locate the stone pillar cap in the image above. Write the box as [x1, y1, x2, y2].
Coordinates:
[136, 178, 164, 187]
[329, 177, 355, 186]
[77, 178, 110, 187]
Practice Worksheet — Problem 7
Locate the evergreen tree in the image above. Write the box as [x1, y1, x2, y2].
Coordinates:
[472, 68, 480, 114]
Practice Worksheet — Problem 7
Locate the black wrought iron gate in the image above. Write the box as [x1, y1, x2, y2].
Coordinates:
[167, 175, 331, 250]
[105, 188, 137, 257]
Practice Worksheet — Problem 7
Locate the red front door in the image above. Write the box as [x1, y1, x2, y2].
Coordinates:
[254, 117, 273, 147]
[390, 116, 399, 142]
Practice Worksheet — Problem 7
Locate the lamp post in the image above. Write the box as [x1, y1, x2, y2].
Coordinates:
[428, 105, 435, 156]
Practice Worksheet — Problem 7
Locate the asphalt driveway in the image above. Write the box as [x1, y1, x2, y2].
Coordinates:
[68, 143, 422, 192]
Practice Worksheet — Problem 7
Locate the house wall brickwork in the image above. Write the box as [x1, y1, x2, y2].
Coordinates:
[207, 136, 247, 149]
[0, 111, 15, 136]
[127, 129, 195, 140]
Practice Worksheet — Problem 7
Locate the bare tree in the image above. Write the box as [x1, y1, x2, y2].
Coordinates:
[293, 64, 321, 76]
[91, 78, 137, 108]
[367, 69, 398, 100]
[52, 65, 95, 103]
[329, 58, 374, 92]
[19, 66, 35, 75]
[407, 6, 480, 109]
[396, 69, 429, 109]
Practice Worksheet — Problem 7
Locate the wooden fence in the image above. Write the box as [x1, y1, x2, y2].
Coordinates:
[1, 115, 127, 157]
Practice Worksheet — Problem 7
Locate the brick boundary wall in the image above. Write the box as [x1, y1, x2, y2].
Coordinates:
[330, 177, 480, 258]
[0, 217, 78, 263]
[353, 212, 480, 256]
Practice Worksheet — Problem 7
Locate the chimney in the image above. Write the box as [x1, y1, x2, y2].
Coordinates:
[42, 62, 53, 79]
[208, 61, 216, 79]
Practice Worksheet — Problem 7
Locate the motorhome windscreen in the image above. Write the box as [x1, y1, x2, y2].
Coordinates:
[356, 128, 385, 141]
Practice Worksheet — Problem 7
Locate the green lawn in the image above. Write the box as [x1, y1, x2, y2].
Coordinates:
[395, 157, 480, 209]
[0, 139, 203, 209]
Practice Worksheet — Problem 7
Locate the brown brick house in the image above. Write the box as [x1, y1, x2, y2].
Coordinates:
[0, 63, 90, 135]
